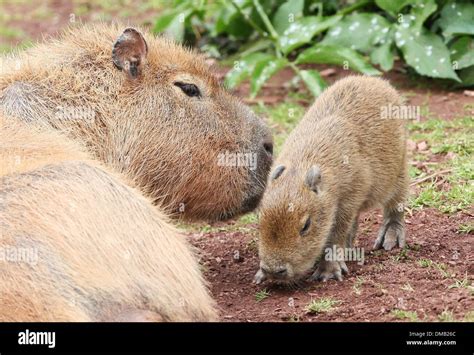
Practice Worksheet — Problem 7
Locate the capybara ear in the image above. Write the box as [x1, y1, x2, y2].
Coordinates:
[112, 28, 148, 79]
[305, 165, 322, 193]
[270, 165, 286, 180]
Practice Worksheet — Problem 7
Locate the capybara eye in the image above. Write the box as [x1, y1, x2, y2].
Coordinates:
[174, 82, 201, 98]
[300, 217, 311, 236]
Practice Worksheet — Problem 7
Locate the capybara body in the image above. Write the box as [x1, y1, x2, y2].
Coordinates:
[0, 23, 273, 221]
[256, 76, 408, 283]
[0, 116, 216, 321]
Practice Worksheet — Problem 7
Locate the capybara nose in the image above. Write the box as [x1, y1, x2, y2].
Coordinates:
[263, 140, 273, 157]
[262, 136, 274, 158]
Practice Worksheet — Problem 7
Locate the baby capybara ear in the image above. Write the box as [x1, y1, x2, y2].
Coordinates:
[270, 165, 286, 180]
[305, 165, 322, 194]
[112, 28, 148, 79]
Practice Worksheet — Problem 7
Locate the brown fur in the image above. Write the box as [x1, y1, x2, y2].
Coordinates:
[0, 23, 273, 221]
[257, 76, 408, 283]
[0, 116, 217, 321]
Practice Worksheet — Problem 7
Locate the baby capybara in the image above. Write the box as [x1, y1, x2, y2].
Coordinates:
[256, 76, 408, 284]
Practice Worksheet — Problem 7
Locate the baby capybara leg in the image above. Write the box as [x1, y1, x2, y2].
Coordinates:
[374, 174, 408, 250]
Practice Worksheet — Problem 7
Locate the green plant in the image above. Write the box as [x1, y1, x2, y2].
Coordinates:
[438, 309, 455, 322]
[352, 276, 365, 295]
[458, 223, 474, 234]
[392, 245, 410, 262]
[434, 262, 454, 278]
[255, 288, 271, 302]
[464, 311, 474, 322]
[418, 258, 433, 268]
[154, 0, 474, 98]
[305, 297, 340, 313]
[448, 273, 470, 289]
[391, 309, 419, 321]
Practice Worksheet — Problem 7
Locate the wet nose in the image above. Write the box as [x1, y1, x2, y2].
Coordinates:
[261, 134, 274, 158]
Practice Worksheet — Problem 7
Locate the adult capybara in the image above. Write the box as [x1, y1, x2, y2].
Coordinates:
[256, 76, 408, 284]
[0, 23, 273, 221]
[0, 115, 216, 321]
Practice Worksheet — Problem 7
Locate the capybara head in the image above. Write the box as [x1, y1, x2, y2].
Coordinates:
[0, 24, 273, 221]
[257, 164, 336, 282]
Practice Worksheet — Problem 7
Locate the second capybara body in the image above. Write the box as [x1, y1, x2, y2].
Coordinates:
[0, 115, 217, 321]
[0, 23, 273, 221]
[256, 76, 408, 284]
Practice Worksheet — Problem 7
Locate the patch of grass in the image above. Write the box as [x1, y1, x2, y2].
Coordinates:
[408, 116, 473, 214]
[417, 258, 433, 268]
[416, 258, 456, 279]
[410, 183, 442, 208]
[434, 262, 454, 279]
[255, 289, 270, 302]
[434, 263, 452, 279]
[0, 38, 32, 54]
[457, 223, 473, 234]
[352, 276, 365, 296]
[237, 212, 258, 226]
[392, 246, 410, 262]
[448, 273, 470, 289]
[438, 310, 455, 322]
[0, 26, 26, 40]
[464, 311, 474, 322]
[409, 165, 423, 178]
[390, 309, 419, 321]
[305, 297, 340, 314]
[401, 283, 415, 292]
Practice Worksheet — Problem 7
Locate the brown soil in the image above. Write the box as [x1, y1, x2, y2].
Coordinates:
[190, 208, 473, 322]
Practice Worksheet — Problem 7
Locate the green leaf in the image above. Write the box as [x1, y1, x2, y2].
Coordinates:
[437, 2, 474, 38]
[450, 36, 474, 70]
[251, 58, 288, 97]
[153, 8, 193, 42]
[322, 13, 391, 54]
[225, 53, 273, 89]
[153, 10, 180, 34]
[165, 14, 188, 42]
[409, 1, 437, 32]
[456, 65, 474, 87]
[395, 26, 461, 81]
[272, 0, 304, 35]
[370, 39, 395, 71]
[375, 0, 411, 16]
[279, 15, 342, 55]
[237, 38, 273, 57]
[215, 7, 253, 38]
[296, 44, 381, 76]
[299, 69, 327, 97]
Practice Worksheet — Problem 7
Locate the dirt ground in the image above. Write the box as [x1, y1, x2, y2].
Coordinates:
[1, 0, 472, 323]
